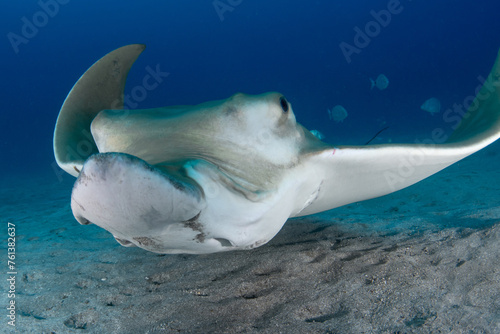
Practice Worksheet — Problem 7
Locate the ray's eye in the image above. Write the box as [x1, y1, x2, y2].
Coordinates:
[279, 96, 289, 113]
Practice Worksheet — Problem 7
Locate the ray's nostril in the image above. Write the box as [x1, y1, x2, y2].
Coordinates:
[76, 216, 92, 225]
[214, 238, 233, 247]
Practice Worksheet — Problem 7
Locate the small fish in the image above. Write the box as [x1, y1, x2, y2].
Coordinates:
[310, 130, 325, 140]
[421, 97, 441, 115]
[370, 74, 389, 90]
[328, 105, 348, 123]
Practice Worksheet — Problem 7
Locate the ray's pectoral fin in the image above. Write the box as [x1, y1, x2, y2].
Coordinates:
[71, 153, 208, 253]
[297, 49, 500, 217]
[53, 44, 146, 177]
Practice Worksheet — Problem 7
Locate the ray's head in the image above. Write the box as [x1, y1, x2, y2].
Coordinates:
[223, 92, 296, 128]
[216, 92, 303, 161]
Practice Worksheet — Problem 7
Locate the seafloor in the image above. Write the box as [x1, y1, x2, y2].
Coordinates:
[2, 141, 499, 333]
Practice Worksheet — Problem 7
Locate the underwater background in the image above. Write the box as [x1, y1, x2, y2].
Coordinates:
[2, 1, 500, 332]
[2, 0, 500, 177]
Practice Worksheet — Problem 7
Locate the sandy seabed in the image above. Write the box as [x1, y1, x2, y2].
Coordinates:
[1, 141, 499, 334]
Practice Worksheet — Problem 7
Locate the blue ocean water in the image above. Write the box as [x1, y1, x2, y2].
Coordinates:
[2, 0, 500, 178]
[2, 2, 500, 332]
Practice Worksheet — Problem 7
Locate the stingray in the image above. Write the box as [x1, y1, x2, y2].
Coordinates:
[54, 44, 500, 254]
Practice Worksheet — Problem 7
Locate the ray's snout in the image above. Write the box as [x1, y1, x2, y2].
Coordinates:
[70, 153, 207, 252]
